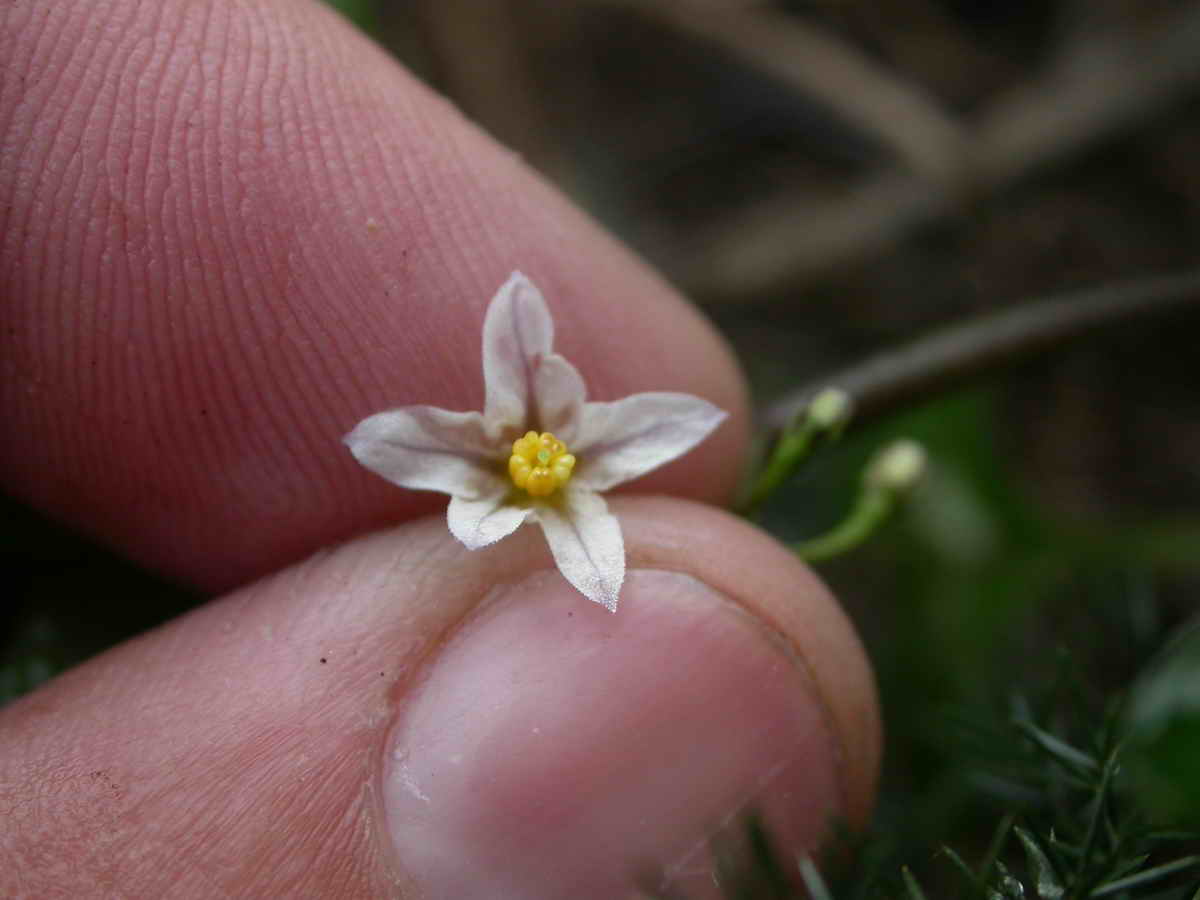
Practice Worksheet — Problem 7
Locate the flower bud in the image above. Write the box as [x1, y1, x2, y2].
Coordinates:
[866, 439, 927, 493]
[807, 388, 853, 431]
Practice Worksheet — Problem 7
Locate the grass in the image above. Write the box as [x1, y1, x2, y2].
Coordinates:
[678, 387, 1200, 897]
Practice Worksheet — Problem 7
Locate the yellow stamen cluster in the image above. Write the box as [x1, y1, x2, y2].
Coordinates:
[509, 431, 576, 497]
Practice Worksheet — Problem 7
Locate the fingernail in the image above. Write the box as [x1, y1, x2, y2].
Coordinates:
[382, 569, 842, 899]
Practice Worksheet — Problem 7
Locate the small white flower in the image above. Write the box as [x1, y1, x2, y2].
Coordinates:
[345, 272, 727, 612]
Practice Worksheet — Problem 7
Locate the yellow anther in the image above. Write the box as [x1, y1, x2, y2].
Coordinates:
[512, 431, 538, 456]
[551, 454, 575, 483]
[525, 467, 556, 496]
[508, 431, 575, 497]
[508, 454, 532, 488]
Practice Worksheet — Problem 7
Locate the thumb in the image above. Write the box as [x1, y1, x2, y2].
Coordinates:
[2, 498, 878, 899]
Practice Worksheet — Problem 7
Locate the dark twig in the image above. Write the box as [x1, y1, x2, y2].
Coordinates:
[765, 270, 1200, 431]
[668, 1, 1200, 297]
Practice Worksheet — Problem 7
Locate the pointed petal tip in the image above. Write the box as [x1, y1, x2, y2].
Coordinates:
[493, 269, 541, 306]
[535, 489, 626, 614]
[694, 396, 730, 428]
[577, 579, 621, 613]
[342, 421, 374, 464]
[342, 417, 369, 448]
[577, 568, 623, 612]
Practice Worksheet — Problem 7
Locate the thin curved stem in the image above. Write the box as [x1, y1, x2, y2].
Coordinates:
[794, 488, 894, 563]
[740, 417, 822, 518]
[765, 270, 1200, 431]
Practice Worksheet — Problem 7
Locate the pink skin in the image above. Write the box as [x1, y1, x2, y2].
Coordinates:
[1, 500, 878, 897]
[386, 569, 843, 899]
[0, 1, 880, 896]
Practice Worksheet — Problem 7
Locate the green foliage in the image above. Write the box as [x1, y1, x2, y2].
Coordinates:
[701, 641, 1200, 898]
[715, 387, 1200, 898]
[321, 0, 378, 36]
[0, 499, 198, 707]
[1125, 626, 1200, 827]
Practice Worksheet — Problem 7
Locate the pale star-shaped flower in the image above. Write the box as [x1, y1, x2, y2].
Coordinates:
[345, 271, 727, 612]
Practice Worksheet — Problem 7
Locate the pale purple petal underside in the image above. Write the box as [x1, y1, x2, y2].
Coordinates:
[535, 488, 625, 612]
[572, 392, 727, 492]
[448, 491, 533, 550]
[531, 353, 587, 444]
[482, 271, 555, 439]
[344, 406, 501, 499]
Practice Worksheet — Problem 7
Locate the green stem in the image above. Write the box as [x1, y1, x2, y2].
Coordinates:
[794, 487, 894, 562]
[739, 418, 820, 517]
[739, 387, 852, 517]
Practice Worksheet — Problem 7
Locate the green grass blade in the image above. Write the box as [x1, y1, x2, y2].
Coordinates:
[1015, 720, 1101, 775]
[1014, 827, 1064, 899]
[902, 866, 929, 900]
[797, 856, 835, 900]
[1089, 854, 1200, 896]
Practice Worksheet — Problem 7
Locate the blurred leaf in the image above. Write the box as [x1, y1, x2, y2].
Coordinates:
[901, 866, 929, 900]
[0, 496, 199, 708]
[1013, 720, 1100, 776]
[712, 815, 793, 900]
[797, 857, 835, 900]
[1126, 623, 1200, 826]
[1013, 827, 1064, 899]
[940, 844, 982, 887]
[989, 860, 1027, 899]
[1089, 855, 1200, 897]
[321, 0, 377, 34]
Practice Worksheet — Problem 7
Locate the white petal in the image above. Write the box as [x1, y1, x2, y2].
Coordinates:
[571, 392, 727, 491]
[534, 488, 625, 612]
[481, 271, 555, 437]
[531, 353, 586, 444]
[345, 406, 501, 498]
[448, 491, 532, 550]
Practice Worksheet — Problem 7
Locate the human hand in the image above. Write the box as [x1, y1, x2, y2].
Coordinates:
[0, 1, 879, 896]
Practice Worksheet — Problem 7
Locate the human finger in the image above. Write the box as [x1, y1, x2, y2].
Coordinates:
[0, 497, 878, 899]
[0, 0, 748, 593]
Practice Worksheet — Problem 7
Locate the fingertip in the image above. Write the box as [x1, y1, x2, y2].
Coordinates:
[614, 497, 882, 827]
[1, 497, 875, 898]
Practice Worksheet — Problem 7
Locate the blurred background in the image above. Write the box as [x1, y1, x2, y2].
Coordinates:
[4, 0, 1200, 894]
